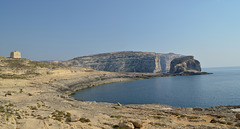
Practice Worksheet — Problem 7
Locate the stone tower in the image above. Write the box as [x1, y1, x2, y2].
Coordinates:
[10, 51, 21, 58]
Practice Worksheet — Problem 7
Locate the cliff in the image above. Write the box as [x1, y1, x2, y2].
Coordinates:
[169, 56, 201, 74]
[61, 51, 184, 73]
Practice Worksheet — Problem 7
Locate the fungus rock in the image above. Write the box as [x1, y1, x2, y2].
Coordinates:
[169, 56, 201, 74]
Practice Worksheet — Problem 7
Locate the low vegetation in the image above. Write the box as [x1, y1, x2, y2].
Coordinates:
[0, 74, 27, 79]
[51, 110, 71, 122]
[151, 115, 164, 119]
[149, 122, 167, 127]
[28, 106, 38, 110]
[29, 61, 66, 68]
[110, 115, 122, 119]
[235, 123, 240, 127]
[210, 119, 217, 123]
[84, 69, 94, 72]
[19, 89, 23, 93]
[0, 57, 68, 79]
[0, 106, 4, 112]
[0, 104, 22, 120]
[79, 117, 91, 123]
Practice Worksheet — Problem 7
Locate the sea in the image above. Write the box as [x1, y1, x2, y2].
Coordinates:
[72, 67, 240, 108]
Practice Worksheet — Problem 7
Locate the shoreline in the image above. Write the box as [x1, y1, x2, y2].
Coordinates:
[55, 72, 212, 96]
[2, 71, 240, 129]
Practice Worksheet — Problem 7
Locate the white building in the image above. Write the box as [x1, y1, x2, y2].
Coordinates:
[10, 51, 21, 58]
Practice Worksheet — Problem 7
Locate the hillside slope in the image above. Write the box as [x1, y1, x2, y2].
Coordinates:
[0, 57, 99, 86]
[0, 57, 69, 79]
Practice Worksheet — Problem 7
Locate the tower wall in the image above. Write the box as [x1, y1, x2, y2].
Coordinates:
[10, 51, 21, 58]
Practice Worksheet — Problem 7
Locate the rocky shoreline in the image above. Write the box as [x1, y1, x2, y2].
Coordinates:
[53, 72, 211, 95]
[0, 57, 238, 129]
[3, 71, 240, 129]
[1, 53, 239, 128]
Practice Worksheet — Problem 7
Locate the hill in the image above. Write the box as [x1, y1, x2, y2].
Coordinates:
[0, 57, 99, 86]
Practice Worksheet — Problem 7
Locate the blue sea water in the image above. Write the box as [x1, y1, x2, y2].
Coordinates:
[72, 67, 240, 108]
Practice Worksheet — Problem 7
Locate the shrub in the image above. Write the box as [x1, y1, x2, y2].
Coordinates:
[110, 115, 122, 119]
[19, 89, 23, 93]
[235, 123, 240, 127]
[84, 70, 94, 72]
[0, 74, 26, 79]
[51, 110, 72, 122]
[151, 115, 164, 119]
[79, 117, 91, 123]
[0, 106, 4, 112]
[28, 106, 38, 110]
[227, 122, 233, 125]
[210, 119, 217, 123]
[149, 122, 167, 127]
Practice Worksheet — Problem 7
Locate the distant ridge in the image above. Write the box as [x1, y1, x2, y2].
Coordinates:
[60, 51, 184, 73]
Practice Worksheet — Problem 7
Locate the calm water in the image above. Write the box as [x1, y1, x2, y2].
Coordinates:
[72, 67, 240, 108]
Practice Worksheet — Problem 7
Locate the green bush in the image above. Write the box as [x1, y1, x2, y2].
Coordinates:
[0, 106, 4, 112]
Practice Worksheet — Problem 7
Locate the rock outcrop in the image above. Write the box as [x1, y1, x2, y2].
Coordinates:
[169, 56, 201, 73]
[61, 51, 183, 73]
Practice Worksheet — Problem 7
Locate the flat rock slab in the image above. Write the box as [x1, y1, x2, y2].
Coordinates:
[161, 108, 173, 110]
[231, 108, 240, 112]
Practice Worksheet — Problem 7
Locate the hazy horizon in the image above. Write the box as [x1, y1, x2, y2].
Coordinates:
[1, 0, 240, 68]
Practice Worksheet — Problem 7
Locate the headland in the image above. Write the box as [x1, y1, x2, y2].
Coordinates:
[0, 56, 239, 129]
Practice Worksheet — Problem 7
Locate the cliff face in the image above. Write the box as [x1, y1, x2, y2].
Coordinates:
[61, 51, 183, 73]
[169, 56, 201, 73]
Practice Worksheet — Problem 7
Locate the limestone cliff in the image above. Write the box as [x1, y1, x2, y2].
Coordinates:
[169, 56, 201, 73]
[61, 51, 183, 73]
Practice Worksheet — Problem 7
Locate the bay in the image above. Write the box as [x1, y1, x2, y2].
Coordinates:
[72, 67, 240, 108]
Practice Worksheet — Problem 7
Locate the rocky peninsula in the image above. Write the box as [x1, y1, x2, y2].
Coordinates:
[169, 56, 204, 75]
[59, 51, 184, 73]
[0, 56, 239, 129]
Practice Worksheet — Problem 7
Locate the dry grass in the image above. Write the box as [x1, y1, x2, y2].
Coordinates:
[0, 57, 68, 79]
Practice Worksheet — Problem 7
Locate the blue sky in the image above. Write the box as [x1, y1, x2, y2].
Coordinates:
[1, 0, 240, 68]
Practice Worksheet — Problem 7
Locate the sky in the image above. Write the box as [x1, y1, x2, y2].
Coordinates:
[1, 0, 240, 68]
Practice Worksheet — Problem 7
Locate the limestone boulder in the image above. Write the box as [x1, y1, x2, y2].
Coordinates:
[66, 110, 81, 122]
[129, 119, 143, 128]
[119, 120, 135, 129]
